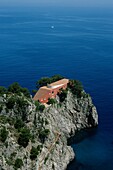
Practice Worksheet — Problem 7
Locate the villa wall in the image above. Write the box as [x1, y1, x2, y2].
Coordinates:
[39, 83, 68, 103]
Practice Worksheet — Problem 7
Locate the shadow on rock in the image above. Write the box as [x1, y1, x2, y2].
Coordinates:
[67, 127, 98, 145]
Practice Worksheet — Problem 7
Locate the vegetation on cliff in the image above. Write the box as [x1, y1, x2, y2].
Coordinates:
[0, 82, 30, 97]
[36, 74, 64, 88]
[0, 75, 98, 170]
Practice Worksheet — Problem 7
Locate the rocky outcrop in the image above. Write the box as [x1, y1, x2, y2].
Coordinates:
[0, 91, 98, 170]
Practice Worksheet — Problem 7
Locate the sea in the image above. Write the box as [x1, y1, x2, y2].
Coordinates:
[0, 6, 113, 170]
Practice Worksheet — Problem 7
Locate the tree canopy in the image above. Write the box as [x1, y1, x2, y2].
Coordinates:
[36, 74, 64, 89]
[58, 89, 68, 102]
[68, 80, 83, 98]
[18, 127, 31, 148]
[8, 82, 30, 97]
[0, 83, 30, 98]
[14, 158, 23, 169]
[0, 86, 7, 95]
[0, 126, 8, 143]
[47, 98, 56, 105]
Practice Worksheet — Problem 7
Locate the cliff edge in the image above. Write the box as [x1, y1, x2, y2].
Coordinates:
[0, 82, 98, 170]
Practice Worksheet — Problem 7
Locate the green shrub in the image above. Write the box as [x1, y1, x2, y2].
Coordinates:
[0, 127, 8, 142]
[7, 117, 15, 126]
[6, 96, 16, 109]
[35, 101, 40, 111]
[16, 97, 28, 108]
[51, 74, 64, 82]
[18, 127, 31, 148]
[16, 97, 29, 121]
[35, 101, 45, 112]
[47, 98, 56, 105]
[8, 82, 30, 97]
[0, 115, 8, 124]
[0, 86, 7, 95]
[6, 96, 29, 121]
[36, 77, 51, 88]
[14, 158, 23, 169]
[58, 89, 68, 102]
[0, 115, 15, 125]
[68, 80, 83, 98]
[6, 158, 13, 166]
[36, 75, 64, 88]
[14, 118, 25, 130]
[10, 152, 17, 159]
[30, 146, 39, 160]
[39, 129, 50, 143]
[8, 82, 21, 94]
[21, 88, 30, 98]
[37, 145, 42, 152]
[38, 104, 45, 112]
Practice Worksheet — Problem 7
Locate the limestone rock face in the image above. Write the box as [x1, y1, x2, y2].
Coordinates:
[0, 91, 98, 170]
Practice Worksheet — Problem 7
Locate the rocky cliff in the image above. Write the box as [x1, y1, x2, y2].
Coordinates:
[0, 90, 98, 170]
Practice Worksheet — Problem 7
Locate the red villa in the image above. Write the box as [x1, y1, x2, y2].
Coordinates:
[33, 78, 69, 103]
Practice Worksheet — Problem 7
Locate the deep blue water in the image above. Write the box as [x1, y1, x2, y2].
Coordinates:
[0, 6, 113, 170]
